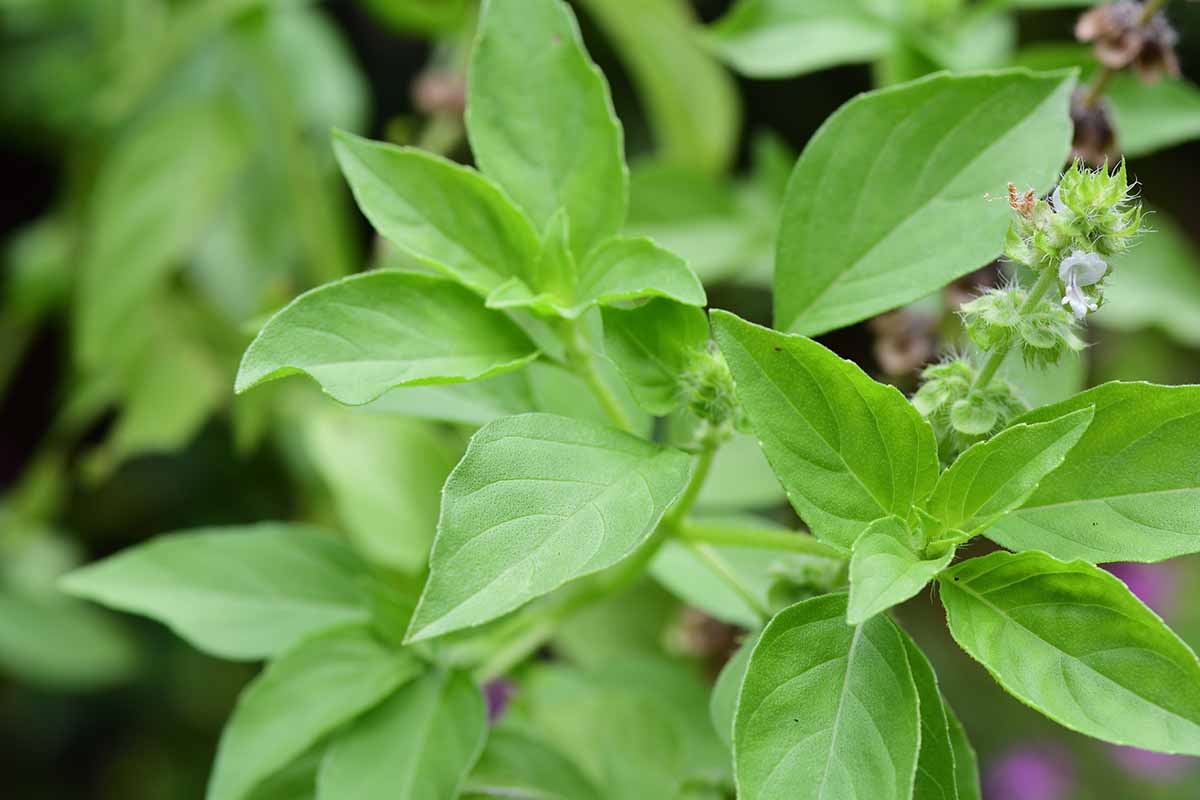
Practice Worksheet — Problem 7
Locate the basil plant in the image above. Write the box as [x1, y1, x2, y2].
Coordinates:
[62, 1, 1200, 799]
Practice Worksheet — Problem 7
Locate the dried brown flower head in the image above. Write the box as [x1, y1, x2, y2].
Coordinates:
[1076, 1, 1181, 83]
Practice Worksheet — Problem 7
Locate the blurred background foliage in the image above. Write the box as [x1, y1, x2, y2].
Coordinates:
[1, 0, 1199, 797]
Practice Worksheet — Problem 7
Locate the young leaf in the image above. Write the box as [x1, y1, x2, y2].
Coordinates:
[602, 299, 710, 415]
[332, 131, 539, 295]
[705, 0, 893, 79]
[775, 70, 1075, 336]
[464, 729, 603, 800]
[406, 413, 691, 641]
[710, 633, 757, 749]
[847, 516, 952, 625]
[901, 633, 960, 800]
[207, 626, 423, 800]
[940, 550, 1200, 755]
[61, 524, 372, 661]
[734, 593, 920, 800]
[235, 272, 538, 405]
[712, 311, 939, 549]
[468, 0, 627, 259]
[923, 406, 1094, 541]
[318, 669, 487, 799]
[985, 382, 1200, 563]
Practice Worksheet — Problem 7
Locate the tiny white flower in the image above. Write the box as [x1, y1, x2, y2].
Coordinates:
[1049, 185, 1064, 213]
[1058, 249, 1107, 319]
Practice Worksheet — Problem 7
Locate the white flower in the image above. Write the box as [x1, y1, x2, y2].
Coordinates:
[1058, 249, 1107, 319]
[1049, 185, 1064, 213]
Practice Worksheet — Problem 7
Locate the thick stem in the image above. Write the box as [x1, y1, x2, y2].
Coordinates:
[561, 319, 635, 433]
[970, 268, 1059, 391]
[677, 520, 847, 561]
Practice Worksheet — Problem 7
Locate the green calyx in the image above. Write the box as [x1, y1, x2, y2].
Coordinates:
[912, 358, 1026, 459]
[961, 286, 1085, 368]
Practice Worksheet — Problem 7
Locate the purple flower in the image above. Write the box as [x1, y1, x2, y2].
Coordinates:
[985, 745, 1075, 800]
[1105, 562, 1178, 619]
[1110, 744, 1193, 782]
[483, 678, 515, 724]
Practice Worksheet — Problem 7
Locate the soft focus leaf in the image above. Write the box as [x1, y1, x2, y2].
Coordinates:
[465, 729, 603, 800]
[713, 311, 939, 548]
[406, 413, 691, 641]
[62, 524, 372, 660]
[775, 70, 1075, 335]
[940, 550, 1200, 754]
[734, 593, 920, 800]
[468, 0, 626, 258]
[318, 669, 486, 799]
[236, 272, 538, 405]
[986, 382, 1200, 562]
[208, 626, 422, 800]
[710, 633, 756, 749]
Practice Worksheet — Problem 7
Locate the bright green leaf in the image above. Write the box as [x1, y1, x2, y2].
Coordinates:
[603, 299, 710, 415]
[332, 131, 540, 295]
[706, 0, 893, 79]
[207, 626, 422, 800]
[924, 406, 1094, 541]
[734, 593, 920, 800]
[468, 0, 627, 258]
[775, 70, 1075, 335]
[236, 271, 538, 405]
[578, 236, 705, 311]
[406, 413, 691, 641]
[713, 311, 939, 548]
[941, 550, 1200, 754]
[847, 516, 952, 625]
[901, 633, 960, 800]
[62, 524, 372, 661]
[986, 382, 1200, 562]
[318, 669, 487, 799]
[946, 705, 981, 800]
[465, 729, 603, 800]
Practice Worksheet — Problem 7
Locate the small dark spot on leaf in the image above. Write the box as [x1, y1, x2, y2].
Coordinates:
[773, 346, 782, 352]
[793, 718, 799, 723]
[552, 34, 562, 45]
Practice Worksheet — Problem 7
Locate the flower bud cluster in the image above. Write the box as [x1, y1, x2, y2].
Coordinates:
[679, 344, 748, 434]
[960, 286, 1085, 367]
[912, 358, 1026, 457]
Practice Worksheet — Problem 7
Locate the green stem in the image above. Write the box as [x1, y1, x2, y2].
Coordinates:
[971, 268, 1059, 391]
[561, 319, 635, 433]
[685, 541, 771, 622]
[664, 441, 718, 528]
[677, 520, 847, 561]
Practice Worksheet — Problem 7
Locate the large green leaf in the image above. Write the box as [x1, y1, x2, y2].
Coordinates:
[775, 70, 1075, 335]
[734, 594, 920, 800]
[575, 0, 739, 173]
[946, 707, 981, 800]
[940, 550, 1200, 754]
[705, 0, 893, 79]
[318, 669, 487, 799]
[602, 299, 710, 415]
[207, 626, 422, 800]
[468, 0, 626, 259]
[332, 131, 539, 295]
[305, 410, 460, 572]
[75, 99, 247, 368]
[847, 516, 952, 625]
[62, 524, 372, 661]
[465, 730, 603, 800]
[713, 311, 939, 549]
[406, 413, 691, 641]
[902, 634, 960, 800]
[986, 382, 1200, 562]
[923, 407, 1094, 541]
[504, 659, 727, 798]
[236, 271, 538, 405]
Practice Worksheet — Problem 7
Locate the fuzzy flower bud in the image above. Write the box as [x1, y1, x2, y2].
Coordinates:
[960, 286, 1086, 367]
[911, 358, 1027, 460]
[679, 344, 747, 434]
